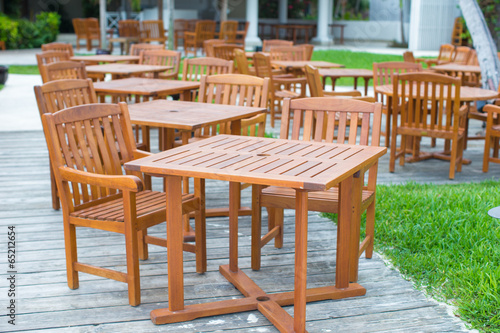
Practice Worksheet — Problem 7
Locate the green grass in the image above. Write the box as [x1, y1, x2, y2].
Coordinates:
[311, 49, 403, 87]
[0, 84, 3, 91]
[324, 181, 500, 332]
[8, 65, 40, 75]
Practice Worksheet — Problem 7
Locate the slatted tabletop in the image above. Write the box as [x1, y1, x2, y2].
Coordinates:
[124, 134, 387, 332]
[319, 68, 373, 96]
[272, 60, 345, 70]
[93, 78, 200, 98]
[432, 64, 481, 74]
[85, 63, 172, 78]
[70, 55, 140, 63]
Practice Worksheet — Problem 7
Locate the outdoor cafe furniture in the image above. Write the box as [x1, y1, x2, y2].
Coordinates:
[124, 133, 386, 331]
[234, 48, 255, 75]
[43, 61, 87, 82]
[272, 60, 344, 72]
[262, 39, 293, 52]
[69, 54, 140, 65]
[182, 57, 234, 81]
[306, 65, 361, 98]
[41, 42, 74, 56]
[140, 20, 167, 46]
[216, 20, 238, 43]
[203, 39, 226, 57]
[372, 61, 423, 147]
[108, 19, 141, 55]
[431, 63, 481, 87]
[36, 51, 71, 83]
[235, 21, 249, 48]
[72, 18, 101, 51]
[273, 23, 316, 44]
[483, 104, 500, 172]
[85, 63, 172, 80]
[424, 43, 455, 67]
[40, 102, 206, 306]
[329, 23, 346, 45]
[251, 97, 383, 285]
[129, 43, 163, 56]
[184, 20, 217, 57]
[319, 68, 373, 96]
[213, 44, 245, 62]
[138, 50, 181, 80]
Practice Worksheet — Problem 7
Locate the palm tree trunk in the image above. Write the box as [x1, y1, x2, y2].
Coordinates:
[459, 0, 500, 91]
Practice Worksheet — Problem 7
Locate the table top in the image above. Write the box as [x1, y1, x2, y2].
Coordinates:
[319, 68, 373, 78]
[375, 84, 498, 102]
[93, 78, 200, 96]
[272, 60, 345, 69]
[432, 64, 481, 73]
[127, 100, 266, 130]
[70, 55, 140, 63]
[125, 135, 386, 191]
[85, 63, 171, 75]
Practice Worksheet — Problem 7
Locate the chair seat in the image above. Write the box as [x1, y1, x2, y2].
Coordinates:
[261, 186, 375, 213]
[275, 90, 299, 99]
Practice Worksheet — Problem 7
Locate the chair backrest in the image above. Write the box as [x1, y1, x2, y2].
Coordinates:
[174, 19, 187, 31]
[198, 74, 269, 135]
[219, 20, 238, 43]
[253, 52, 274, 78]
[118, 19, 140, 37]
[140, 20, 166, 43]
[269, 46, 306, 61]
[187, 19, 198, 31]
[262, 39, 293, 52]
[34, 79, 98, 117]
[235, 21, 249, 46]
[40, 102, 142, 211]
[304, 64, 324, 97]
[452, 46, 472, 64]
[392, 72, 462, 138]
[195, 20, 216, 41]
[129, 43, 163, 56]
[85, 18, 100, 37]
[372, 61, 423, 90]
[302, 44, 314, 61]
[139, 50, 181, 77]
[41, 42, 74, 56]
[72, 18, 87, 38]
[36, 51, 71, 82]
[466, 49, 479, 66]
[437, 44, 455, 62]
[203, 39, 226, 57]
[233, 48, 251, 75]
[213, 44, 244, 61]
[403, 51, 416, 63]
[182, 57, 234, 81]
[43, 61, 88, 83]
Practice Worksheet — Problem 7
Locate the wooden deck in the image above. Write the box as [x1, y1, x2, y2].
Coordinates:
[0, 129, 473, 332]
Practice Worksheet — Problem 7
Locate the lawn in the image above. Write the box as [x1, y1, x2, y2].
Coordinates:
[8, 65, 39, 75]
[325, 181, 500, 332]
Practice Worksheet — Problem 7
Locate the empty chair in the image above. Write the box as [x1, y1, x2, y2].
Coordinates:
[269, 45, 306, 61]
[235, 21, 249, 48]
[372, 61, 423, 147]
[43, 61, 88, 83]
[129, 43, 163, 56]
[483, 104, 500, 172]
[109, 20, 141, 54]
[139, 49, 181, 80]
[251, 97, 383, 277]
[40, 101, 205, 305]
[305, 64, 361, 98]
[218, 20, 238, 43]
[203, 39, 226, 57]
[41, 42, 74, 56]
[389, 72, 466, 179]
[174, 19, 188, 49]
[184, 20, 217, 57]
[36, 51, 71, 82]
[402, 51, 429, 68]
[452, 46, 472, 64]
[302, 44, 314, 60]
[262, 39, 293, 52]
[72, 18, 101, 51]
[425, 44, 455, 67]
[182, 57, 234, 82]
[233, 48, 255, 75]
[212, 44, 244, 62]
[140, 20, 167, 46]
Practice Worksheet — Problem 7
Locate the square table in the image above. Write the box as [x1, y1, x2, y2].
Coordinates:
[70, 54, 140, 64]
[272, 60, 344, 75]
[85, 63, 172, 80]
[319, 68, 373, 96]
[125, 135, 386, 332]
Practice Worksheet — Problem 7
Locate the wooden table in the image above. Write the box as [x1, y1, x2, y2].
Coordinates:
[70, 54, 140, 64]
[329, 23, 346, 45]
[431, 64, 482, 87]
[93, 78, 200, 102]
[273, 24, 316, 44]
[85, 63, 171, 80]
[107, 36, 141, 55]
[125, 135, 386, 332]
[272, 60, 344, 75]
[319, 68, 373, 96]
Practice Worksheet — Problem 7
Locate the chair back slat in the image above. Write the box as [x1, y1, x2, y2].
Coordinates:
[42, 42, 74, 56]
[139, 49, 181, 77]
[118, 20, 140, 37]
[213, 44, 244, 61]
[182, 57, 234, 82]
[219, 20, 238, 43]
[262, 39, 293, 52]
[44, 61, 87, 83]
[129, 43, 163, 56]
[269, 46, 306, 61]
[304, 64, 324, 97]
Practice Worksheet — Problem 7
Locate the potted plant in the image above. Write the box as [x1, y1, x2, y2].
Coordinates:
[0, 65, 8, 85]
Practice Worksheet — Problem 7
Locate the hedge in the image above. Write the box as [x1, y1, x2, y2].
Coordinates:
[0, 12, 60, 49]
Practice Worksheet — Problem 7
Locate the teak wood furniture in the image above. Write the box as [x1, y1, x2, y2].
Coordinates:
[271, 60, 344, 72]
[483, 104, 500, 172]
[140, 20, 167, 46]
[41, 42, 74, 56]
[306, 65, 361, 97]
[184, 20, 217, 57]
[129, 43, 163, 56]
[43, 61, 88, 83]
[319, 68, 373, 96]
[108, 20, 141, 54]
[85, 63, 172, 80]
[72, 18, 101, 51]
[262, 39, 293, 52]
[70, 55, 140, 65]
[124, 134, 386, 332]
[40, 102, 205, 306]
[138, 50, 181, 80]
[329, 23, 346, 44]
[432, 63, 481, 87]
[251, 97, 383, 280]
[217, 20, 238, 43]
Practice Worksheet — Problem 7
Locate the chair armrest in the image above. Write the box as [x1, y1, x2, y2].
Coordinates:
[59, 166, 143, 192]
[159, 72, 179, 80]
[273, 77, 307, 85]
[133, 149, 153, 160]
[458, 104, 469, 118]
[324, 90, 361, 97]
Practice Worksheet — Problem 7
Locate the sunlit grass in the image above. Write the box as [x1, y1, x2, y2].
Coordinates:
[8, 65, 39, 75]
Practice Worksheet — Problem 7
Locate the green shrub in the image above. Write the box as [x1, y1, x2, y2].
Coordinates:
[0, 12, 60, 49]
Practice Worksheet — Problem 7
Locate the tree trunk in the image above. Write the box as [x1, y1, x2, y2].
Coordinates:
[220, 0, 228, 22]
[399, 1, 406, 45]
[459, 0, 500, 91]
[167, 0, 174, 50]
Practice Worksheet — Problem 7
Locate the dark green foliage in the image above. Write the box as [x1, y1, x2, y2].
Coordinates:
[0, 12, 60, 49]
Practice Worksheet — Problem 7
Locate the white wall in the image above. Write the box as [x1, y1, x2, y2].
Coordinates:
[332, 20, 409, 44]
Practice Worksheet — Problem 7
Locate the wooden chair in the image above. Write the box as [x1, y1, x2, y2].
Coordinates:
[372, 61, 423, 147]
[451, 17, 463, 46]
[182, 57, 234, 82]
[452, 46, 472, 64]
[73, 18, 101, 51]
[262, 39, 293, 52]
[269, 45, 306, 61]
[203, 39, 226, 57]
[483, 104, 500, 172]
[424, 44, 455, 67]
[174, 19, 188, 49]
[253, 52, 307, 127]
[41, 42, 74, 56]
[40, 102, 205, 306]
[213, 44, 244, 62]
[305, 64, 360, 98]
[235, 21, 249, 48]
[402, 51, 429, 68]
[139, 49, 181, 80]
[233, 48, 255, 75]
[218, 20, 238, 43]
[36, 51, 71, 83]
[251, 97, 383, 276]
[302, 44, 314, 60]
[129, 43, 163, 56]
[140, 20, 167, 46]
[43, 61, 88, 83]
[184, 20, 216, 57]
[389, 72, 466, 179]
[466, 49, 479, 66]
[109, 20, 141, 54]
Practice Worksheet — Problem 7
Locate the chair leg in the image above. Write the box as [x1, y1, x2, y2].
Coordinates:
[251, 184, 262, 271]
[123, 191, 141, 306]
[389, 130, 398, 172]
[273, 208, 284, 249]
[483, 128, 492, 173]
[449, 138, 458, 180]
[364, 201, 375, 259]
[194, 178, 206, 274]
[137, 229, 148, 260]
[87, 38, 91, 51]
[64, 220, 79, 290]
[50, 165, 60, 210]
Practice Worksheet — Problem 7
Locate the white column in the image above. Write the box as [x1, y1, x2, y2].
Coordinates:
[246, 0, 262, 48]
[312, 0, 333, 45]
[279, 0, 288, 24]
[99, 0, 107, 49]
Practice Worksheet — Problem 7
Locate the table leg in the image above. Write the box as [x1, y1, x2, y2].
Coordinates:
[165, 175, 184, 311]
[336, 175, 353, 289]
[364, 78, 369, 96]
[294, 189, 308, 332]
[353, 77, 359, 91]
[349, 172, 363, 283]
[229, 182, 240, 272]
